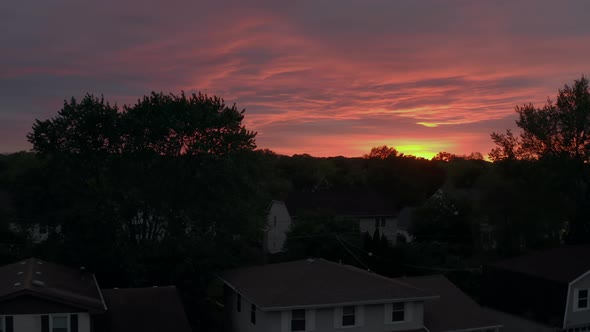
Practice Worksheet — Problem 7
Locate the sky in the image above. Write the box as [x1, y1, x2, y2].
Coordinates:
[1, 1, 590, 158]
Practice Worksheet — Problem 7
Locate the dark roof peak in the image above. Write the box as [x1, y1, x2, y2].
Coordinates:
[0, 257, 105, 312]
[490, 245, 590, 283]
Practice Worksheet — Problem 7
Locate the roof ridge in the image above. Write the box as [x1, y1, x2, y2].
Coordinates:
[319, 259, 427, 293]
[24, 258, 35, 289]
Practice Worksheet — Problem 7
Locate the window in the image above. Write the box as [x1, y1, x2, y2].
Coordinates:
[274, 216, 277, 227]
[52, 316, 68, 332]
[251, 304, 256, 324]
[577, 289, 589, 310]
[392, 302, 405, 322]
[237, 293, 241, 312]
[291, 309, 305, 331]
[342, 306, 356, 326]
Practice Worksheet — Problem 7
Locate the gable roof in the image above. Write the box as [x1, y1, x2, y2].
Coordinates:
[219, 259, 436, 310]
[286, 191, 397, 217]
[0, 258, 105, 313]
[490, 245, 590, 283]
[96, 286, 191, 332]
[400, 275, 502, 332]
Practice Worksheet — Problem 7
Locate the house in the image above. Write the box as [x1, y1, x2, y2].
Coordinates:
[264, 201, 293, 254]
[0, 257, 191, 332]
[219, 259, 437, 332]
[219, 258, 507, 332]
[286, 191, 399, 244]
[482, 245, 590, 331]
[265, 191, 406, 253]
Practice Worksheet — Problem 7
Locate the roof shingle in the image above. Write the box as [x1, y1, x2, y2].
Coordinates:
[490, 245, 590, 283]
[220, 259, 436, 310]
[401, 275, 502, 332]
[0, 258, 105, 312]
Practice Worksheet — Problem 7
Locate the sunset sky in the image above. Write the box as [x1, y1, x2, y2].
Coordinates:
[1, 1, 590, 158]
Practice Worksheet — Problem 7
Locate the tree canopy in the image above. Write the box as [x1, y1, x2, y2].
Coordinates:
[490, 76, 590, 243]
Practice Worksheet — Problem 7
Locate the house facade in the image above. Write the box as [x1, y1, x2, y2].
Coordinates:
[483, 245, 590, 331]
[220, 258, 503, 332]
[264, 201, 293, 254]
[220, 259, 434, 332]
[266, 191, 407, 254]
[0, 258, 191, 332]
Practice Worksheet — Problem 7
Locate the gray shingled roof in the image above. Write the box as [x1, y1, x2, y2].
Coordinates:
[490, 245, 590, 283]
[97, 286, 191, 332]
[220, 259, 436, 310]
[401, 275, 502, 332]
[0, 258, 105, 313]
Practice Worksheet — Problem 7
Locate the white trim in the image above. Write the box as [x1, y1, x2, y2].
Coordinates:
[334, 307, 342, 328]
[93, 274, 108, 311]
[356, 305, 364, 327]
[307, 309, 316, 331]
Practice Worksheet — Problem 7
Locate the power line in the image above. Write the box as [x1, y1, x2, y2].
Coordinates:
[335, 234, 371, 271]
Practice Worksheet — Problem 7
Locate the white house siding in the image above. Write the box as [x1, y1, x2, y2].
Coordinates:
[266, 201, 292, 254]
[359, 217, 398, 244]
[10, 312, 90, 332]
[565, 272, 590, 329]
[227, 285, 426, 332]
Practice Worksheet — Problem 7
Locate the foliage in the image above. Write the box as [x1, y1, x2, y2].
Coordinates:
[490, 76, 590, 243]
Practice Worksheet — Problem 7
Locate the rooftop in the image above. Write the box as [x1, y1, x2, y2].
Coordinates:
[96, 286, 191, 332]
[0, 257, 105, 312]
[220, 258, 436, 310]
[400, 275, 502, 332]
[490, 245, 590, 283]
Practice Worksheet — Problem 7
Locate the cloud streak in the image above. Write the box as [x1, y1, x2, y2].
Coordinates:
[1, 0, 590, 158]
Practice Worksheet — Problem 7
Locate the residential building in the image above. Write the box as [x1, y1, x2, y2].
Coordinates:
[265, 191, 406, 254]
[220, 259, 436, 332]
[219, 258, 505, 332]
[483, 245, 590, 331]
[0, 257, 191, 332]
[286, 191, 399, 244]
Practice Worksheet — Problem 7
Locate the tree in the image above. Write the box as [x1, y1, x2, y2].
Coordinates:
[490, 76, 590, 243]
[364, 145, 398, 160]
[25, 92, 264, 329]
[283, 214, 359, 261]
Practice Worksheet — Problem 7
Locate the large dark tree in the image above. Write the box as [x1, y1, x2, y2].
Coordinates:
[25, 92, 262, 330]
[490, 76, 590, 243]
